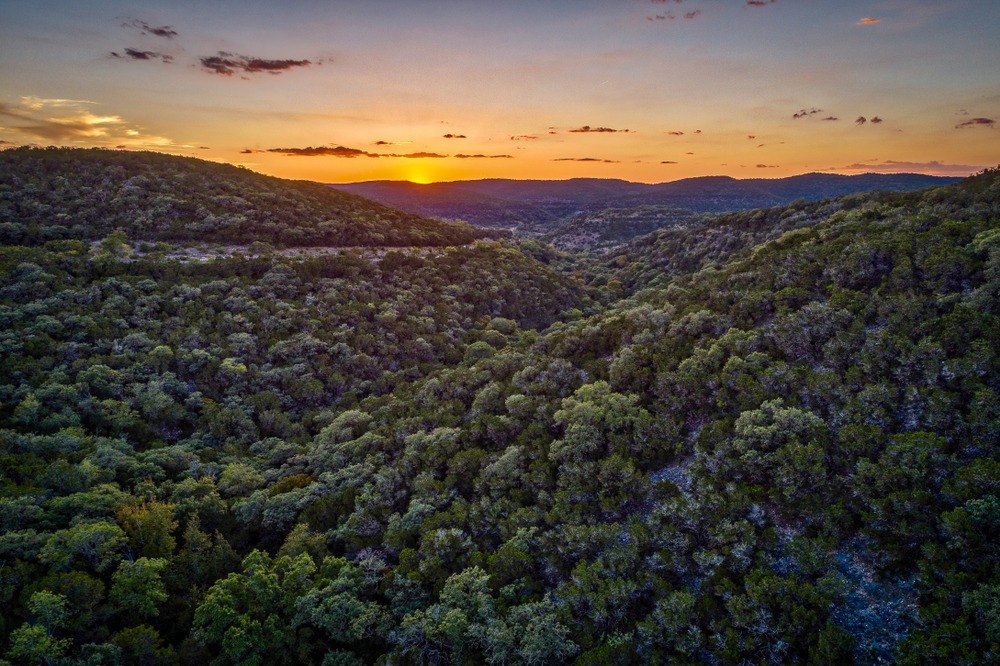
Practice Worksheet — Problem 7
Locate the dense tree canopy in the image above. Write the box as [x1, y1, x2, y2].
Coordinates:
[2, 153, 999, 664]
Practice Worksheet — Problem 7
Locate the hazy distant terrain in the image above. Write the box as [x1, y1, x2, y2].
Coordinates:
[330, 173, 961, 236]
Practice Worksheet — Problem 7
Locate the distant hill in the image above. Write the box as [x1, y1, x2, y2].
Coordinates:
[0, 147, 497, 247]
[330, 172, 961, 232]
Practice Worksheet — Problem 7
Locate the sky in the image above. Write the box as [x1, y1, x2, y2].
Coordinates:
[1, 0, 998, 184]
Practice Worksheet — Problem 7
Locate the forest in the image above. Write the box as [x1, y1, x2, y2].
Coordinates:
[1, 147, 999, 665]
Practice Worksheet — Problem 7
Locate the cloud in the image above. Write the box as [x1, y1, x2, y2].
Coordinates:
[746, 0, 776, 6]
[870, 116, 883, 124]
[684, 10, 701, 19]
[454, 154, 513, 159]
[111, 48, 173, 63]
[510, 134, 537, 141]
[824, 159, 985, 176]
[122, 19, 178, 39]
[793, 108, 822, 119]
[442, 133, 466, 139]
[757, 163, 778, 168]
[395, 152, 447, 159]
[666, 131, 684, 136]
[747, 135, 756, 139]
[693, 129, 702, 134]
[660, 160, 678, 164]
[855, 116, 867, 125]
[856, 17, 880, 25]
[0, 98, 172, 146]
[569, 125, 630, 133]
[956, 117, 995, 129]
[267, 145, 377, 157]
[198, 146, 210, 150]
[553, 157, 620, 163]
[200, 52, 313, 76]
[823, 116, 838, 121]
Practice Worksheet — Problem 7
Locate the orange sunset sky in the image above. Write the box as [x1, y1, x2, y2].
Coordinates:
[1, 0, 997, 184]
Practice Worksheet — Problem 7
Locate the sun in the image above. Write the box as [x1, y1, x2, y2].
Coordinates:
[404, 164, 434, 184]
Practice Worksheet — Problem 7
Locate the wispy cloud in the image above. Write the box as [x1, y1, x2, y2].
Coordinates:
[823, 116, 838, 121]
[267, 145, 376, 157]
[856, 17, 880, 25]
[454, 154, 513, 159]
[855, 116, 867, 126]
[956, 117, 995, 129]
[757, 163, 778, 168]
[510, 134, 538, 141]
[110, 48, 173, 63]
[746, 0, 776, 6]
[0, 98, 172, 146]
[442, 133, 466, 139]
[824, 159, 984, 176]
[793, 108, 822, 119]
[569, 125, 631, 133]
[661, 160, 678, 164]
[553, 157, 620, 163]
[263, 145, 454, 158]
[200, 52, 314, 76]
[666, 130, 684, 136]
[870, 116, 883, 124]
[122, 18, 178, 39]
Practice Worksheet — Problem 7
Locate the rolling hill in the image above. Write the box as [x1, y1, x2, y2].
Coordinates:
[0, 147, 498, 248]
[330, 172, 960, 233]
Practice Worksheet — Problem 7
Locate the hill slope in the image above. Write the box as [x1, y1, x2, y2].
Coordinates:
[0, 147, 495, 247]
[2, 164, 1000, 664]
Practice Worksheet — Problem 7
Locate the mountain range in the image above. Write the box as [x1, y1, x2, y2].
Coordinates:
[329, 172, 961, 233]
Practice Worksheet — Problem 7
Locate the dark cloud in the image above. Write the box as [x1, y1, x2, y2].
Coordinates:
[693, 129, 702, 134]
[442, 133, 466, 139]
[123, 19, 178, 39]
[240, 148, 262, 154]
[855, 116, 867, 125]
[793, 108, 822, 119]
[684, 10, 701, 19]
[757, 163, 778, 168]
[200, 52, 313, 76]
[569, 125, 630, 133]
[956, 117, 995, 129]
[823, 116, 838, 121]
[748, 135, 756, 139]
[198, 146, 210, 150]
[267, 145, 376, 157]
[510, 134, 537, 141]
[870, 116, 883, 124]
[746, 0, 776, 5]
[111, 48, 173, 63]
[374, 140, 392, 145]
[395, 152, 447, 159]
[660, 160, 678, 164]
[648, 13, 676, 21]
[454, 154, 513, 159]
[666, 131, 684, 136]
[553, 157, 620, 163]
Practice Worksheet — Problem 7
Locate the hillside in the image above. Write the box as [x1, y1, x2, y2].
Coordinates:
[1, 163, 999, 664]
[330, 172, 961, 233]
[544, 205, 699, 252]
[0, 147, 497, 248]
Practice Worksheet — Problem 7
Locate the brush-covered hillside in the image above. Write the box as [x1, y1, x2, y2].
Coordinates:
[0, 147, 496, 248]
[1, 161, 999, 665]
